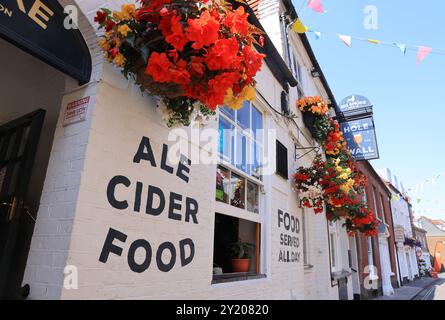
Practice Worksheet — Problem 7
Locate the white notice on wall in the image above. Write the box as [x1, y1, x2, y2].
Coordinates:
[63, 96, 90, 126]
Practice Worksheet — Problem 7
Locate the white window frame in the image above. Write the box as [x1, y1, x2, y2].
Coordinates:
[329, 221, 341, 273]
[214, 99, 268, 280]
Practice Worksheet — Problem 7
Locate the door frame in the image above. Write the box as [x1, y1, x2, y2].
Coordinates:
[0, 109, 46, 299]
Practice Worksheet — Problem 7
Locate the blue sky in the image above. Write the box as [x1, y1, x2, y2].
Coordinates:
[291, 0, 445, 220]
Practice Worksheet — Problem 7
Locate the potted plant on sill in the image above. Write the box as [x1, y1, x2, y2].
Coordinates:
[228, 239, 255, 273]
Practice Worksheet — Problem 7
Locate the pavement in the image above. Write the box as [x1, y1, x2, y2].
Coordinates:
[372, 274, 445, 300]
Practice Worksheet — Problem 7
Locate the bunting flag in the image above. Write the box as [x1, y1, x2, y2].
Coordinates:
[367, 39, 380, 44]
[290, 23, 442, 64]
[337, 34, 352, 47]
[396, 43, 407, 55]
[406, 169, 445, 193]
[292, 19, 309, 34]
[417, 46, 433, 64]
[307, 0, 324, 13]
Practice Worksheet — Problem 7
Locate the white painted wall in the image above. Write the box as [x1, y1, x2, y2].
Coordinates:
[17, 0, 342, 300]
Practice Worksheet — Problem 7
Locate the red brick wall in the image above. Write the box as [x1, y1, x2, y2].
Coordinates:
[355, 161, 398, 294]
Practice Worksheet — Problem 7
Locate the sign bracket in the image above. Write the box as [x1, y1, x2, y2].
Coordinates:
[295, 146, 320, 160]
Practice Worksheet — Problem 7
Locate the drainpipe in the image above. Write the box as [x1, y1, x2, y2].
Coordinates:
[388, 196, 403, 287]
[280, 13, 292, 69]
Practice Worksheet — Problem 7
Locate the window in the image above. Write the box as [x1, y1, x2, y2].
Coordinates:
[214, 102, 265, 283]
[329, 221, 340, 273]
[218, 103, 263, 180]
[372, 187, 381, 221]
[276, 140, 288, 179]
[380, 195, 387, 224]
[212, 214, 262, 283]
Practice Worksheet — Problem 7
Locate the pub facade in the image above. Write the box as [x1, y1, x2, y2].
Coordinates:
[0, 0, 355, 299]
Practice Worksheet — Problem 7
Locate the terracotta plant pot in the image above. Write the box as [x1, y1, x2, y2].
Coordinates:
[231, 259, 250, 273]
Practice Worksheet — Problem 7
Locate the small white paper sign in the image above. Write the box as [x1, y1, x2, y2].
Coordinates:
[63, 96, 90, 126]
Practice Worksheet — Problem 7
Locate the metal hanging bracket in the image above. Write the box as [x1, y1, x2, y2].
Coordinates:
[295, 146, 320, 160]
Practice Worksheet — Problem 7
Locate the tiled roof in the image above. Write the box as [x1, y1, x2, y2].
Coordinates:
[246, 0, 262, 14]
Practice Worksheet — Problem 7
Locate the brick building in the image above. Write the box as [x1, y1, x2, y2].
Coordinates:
[354, 161, 398, 298]
[417, 217, 445, 273]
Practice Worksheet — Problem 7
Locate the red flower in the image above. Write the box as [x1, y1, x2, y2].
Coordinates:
[145, 52, 174, 83]
[188, 57, 206, 78]
[94, 10, 108, 24]
[186, 11, 220, 49]
[205, 38, 242, 70]
[294, 173, 310, 182]
[169, 60, 191, 85]
[162, 15, 188, 51]
[242, 45, 265, 78]
[109, 47, 119, 58]
[224, 6, 250, 36]
[203, 72, 239, 109]
[105, 21, 116, 32]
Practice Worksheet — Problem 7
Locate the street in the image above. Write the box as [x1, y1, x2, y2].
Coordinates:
[413, 275, 445, 300]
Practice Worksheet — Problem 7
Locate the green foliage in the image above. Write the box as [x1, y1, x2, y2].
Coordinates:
[228, 239, 255, 259]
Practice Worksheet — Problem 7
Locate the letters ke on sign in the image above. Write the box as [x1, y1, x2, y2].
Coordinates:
[0, 0, 92, 84]
[340, 117, 379, 161]
[339, 95, 372, 114]
[63, 96, 89, 126]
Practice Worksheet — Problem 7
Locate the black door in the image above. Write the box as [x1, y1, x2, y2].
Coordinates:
[0, 110, 45, 299]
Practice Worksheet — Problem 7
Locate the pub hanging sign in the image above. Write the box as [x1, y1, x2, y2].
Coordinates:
[0, 0, 91, 84]
[340, 116, 380, 161]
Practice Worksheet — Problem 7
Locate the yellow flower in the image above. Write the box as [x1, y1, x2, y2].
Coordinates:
[114, 53, 126, 67]
[113, 11, 123, 22]
[224, 87, 256, 110]
[118, 24, 132, 37]
[241, 86, 256, 101]
[121, 4, 136, 20]
[224, 89, 244, 110]
[99, 38, 110, 51]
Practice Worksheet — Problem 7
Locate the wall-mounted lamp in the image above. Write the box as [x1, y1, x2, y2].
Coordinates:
[311, 67, 321, 78]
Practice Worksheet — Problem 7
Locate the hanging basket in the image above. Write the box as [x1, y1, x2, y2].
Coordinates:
[135, 58, 184, 98]
[302, 112, 318, 138]
[333, 208, 350, 218]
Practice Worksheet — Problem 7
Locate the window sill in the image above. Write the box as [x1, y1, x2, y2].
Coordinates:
[304, 264, 314, 270]
[212, 273, 266, 285]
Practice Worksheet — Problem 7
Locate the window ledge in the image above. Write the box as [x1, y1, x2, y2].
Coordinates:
[212, 273, 266, 285]
[331, 269, 352, 280]
[304, 264, 314, 270]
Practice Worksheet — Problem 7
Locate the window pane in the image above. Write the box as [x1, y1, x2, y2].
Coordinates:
[330, 234, 336, 268]
[230, 173, 245, 209]
[237, 101, 251, 130]
[252, 143, 263, 180]
[247, 181, 259, 214]
[252, 105, 263, 142]
[221, 106, 235, 120]
[218, 117, 234, 162]
[235, 130, 249, 174]
[216, 166, 230, 203]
